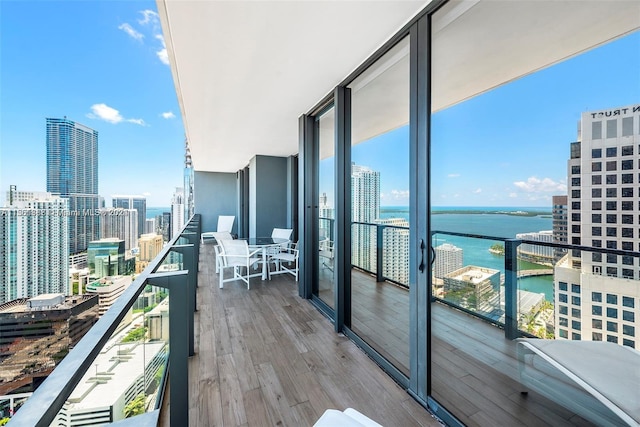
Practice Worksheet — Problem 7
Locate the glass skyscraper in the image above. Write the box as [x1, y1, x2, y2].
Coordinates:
[46, 117, 100, 254]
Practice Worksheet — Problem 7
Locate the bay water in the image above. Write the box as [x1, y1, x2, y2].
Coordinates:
[381, 206, 555, 301]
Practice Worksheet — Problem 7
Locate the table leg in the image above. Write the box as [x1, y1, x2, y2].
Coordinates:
[261, 247, 267, 280]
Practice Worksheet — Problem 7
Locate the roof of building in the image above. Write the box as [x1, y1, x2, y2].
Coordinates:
[64, 340, 166, 410]
[0, 295, 97, 315]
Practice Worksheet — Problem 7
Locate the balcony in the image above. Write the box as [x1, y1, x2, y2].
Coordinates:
[8, 216, 638, 426]
[158, 242, 439, 427]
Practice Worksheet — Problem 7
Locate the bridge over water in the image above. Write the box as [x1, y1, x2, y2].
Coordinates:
[517, 269, 553, 278]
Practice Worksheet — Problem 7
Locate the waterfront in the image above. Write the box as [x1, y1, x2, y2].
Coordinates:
[381, 206, 555, 301]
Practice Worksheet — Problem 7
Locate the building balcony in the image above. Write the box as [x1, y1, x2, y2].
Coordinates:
[7, 216, 638, 426]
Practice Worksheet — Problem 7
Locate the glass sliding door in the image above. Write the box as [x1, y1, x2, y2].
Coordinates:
[314, 106, 336, 309]
[429, 1, 640, 425]
[348, 36, 411, 375]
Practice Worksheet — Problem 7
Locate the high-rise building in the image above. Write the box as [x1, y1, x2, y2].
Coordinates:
[145, 218, 157, 234]
[434, 243, 463, 279]
[555, 104, 640, 349]
[111, 195, 146, 239]
[171, 188, 185, 239]
[0, 188, 69, 304]
[443, 266, 501, 316]
[184, 138, 195, 221]
[87, 238, 126, 278]
[375, 218, 410, 284]
[552, 195, 568, 261]
[46, 117, 99, 254]
[160, 212, 172, 242]
[351, 164, 380, 272]
[98, 208, 138, 250]
[319, 192, 334, 241]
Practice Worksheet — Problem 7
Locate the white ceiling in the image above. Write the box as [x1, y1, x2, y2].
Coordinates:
[157, 0, 429, 172]
[158, 0, 640, 173]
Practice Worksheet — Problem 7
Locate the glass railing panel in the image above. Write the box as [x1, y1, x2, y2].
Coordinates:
[318, 217, 335, 308]
[47, 281, 168, 424]
[527, 245, 640, 348]
[140, 287, 169, 414]
[432, 232, 505, 323]
[351, 222, 409, 375]
[517, 244, 640, 427]
[7, 216, 197, 425]
[381, 225, 410, 286]
[157, 250, 184, 273]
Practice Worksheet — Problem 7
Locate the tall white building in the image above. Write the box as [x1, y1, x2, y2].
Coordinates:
[111, 195, 146, 239]
[376, 218, 410, 284]
[145, 217, 157, 234]
[171, 187, 185, 239]
[555, 104, 640, 349]
[351, 164, 380, 272]
[319, 192, 334, 241]
[434, 243, 463, 279]
[0, 189, 69, 303]
[99, 208, 138, 251]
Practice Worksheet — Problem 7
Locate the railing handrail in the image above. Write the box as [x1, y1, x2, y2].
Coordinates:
[432, 229, 640, 258]
[9, 214, 200, 427]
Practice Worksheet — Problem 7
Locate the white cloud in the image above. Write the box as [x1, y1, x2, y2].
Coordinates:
[118, 23, 144, 41]
[447, 173, 460, 178]
[509, 192, 518, 198]
[120, 10, 168, 66]
[87, 103, 146, 126]
[127, 118, 147, 126]
[138, 10, 159, 26]
[161, 111, 176, 119]
[142, 192, 151, 197]
[473, 188, 482, 194]
[155, 34, 169, 65]
[513, 176, 566, 193]
[157, 48, 169, 65]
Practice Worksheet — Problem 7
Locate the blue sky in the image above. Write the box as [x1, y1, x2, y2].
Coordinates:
[2, 2, 638, 209]
[1, 1, 183, 207]
[325, 29, 640, 208]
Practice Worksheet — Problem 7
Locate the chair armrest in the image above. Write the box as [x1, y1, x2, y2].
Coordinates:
[248, 248, 262, 257]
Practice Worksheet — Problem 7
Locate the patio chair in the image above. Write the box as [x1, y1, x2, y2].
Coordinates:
[319, 238, 334, 271]
[201, 215, 236, 244]
[269, 242, 299, 281]
[271, 228, 293, 245]
[212, 232, 234, 273]
[264, 228, 293, 275]
[218, 239, 261, 290]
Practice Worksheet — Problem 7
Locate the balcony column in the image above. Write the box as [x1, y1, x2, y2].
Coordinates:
[171, 244, 197, 356]
[248, 155, 289, 238]
[504, 239, 521, 339]
[148, 270, 190, 427]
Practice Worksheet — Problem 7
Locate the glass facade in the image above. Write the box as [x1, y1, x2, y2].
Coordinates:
[46, 118, 100, 254]
[348, 36, 410, 375]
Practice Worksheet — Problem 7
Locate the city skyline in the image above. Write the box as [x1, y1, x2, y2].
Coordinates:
[2, 2, 639, 209]
[1, 1, 184, 207]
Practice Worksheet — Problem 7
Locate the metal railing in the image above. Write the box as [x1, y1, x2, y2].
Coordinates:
[433, 230, 640, 340]
[9, 215, 201, 427]
[323, 215, 640, 342]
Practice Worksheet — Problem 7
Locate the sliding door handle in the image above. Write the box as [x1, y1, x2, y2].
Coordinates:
[418, 239, 425, 273]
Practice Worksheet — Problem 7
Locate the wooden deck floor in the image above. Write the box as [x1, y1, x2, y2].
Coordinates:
[162, 244, 597, 426]
[346, 270, 596, 427]
[171, 244, 441, 427]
